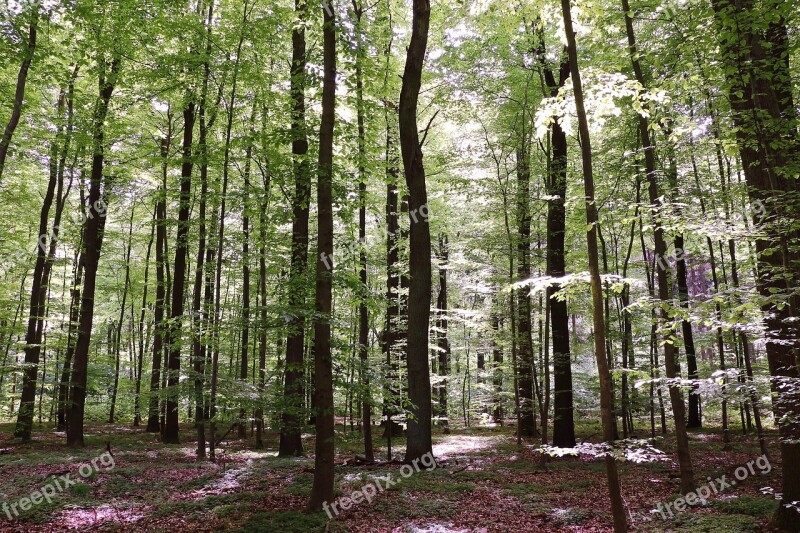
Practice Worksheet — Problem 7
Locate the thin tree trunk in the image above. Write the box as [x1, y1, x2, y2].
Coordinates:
[0, 4, 39, 183]
[147, 120, 172, 434]
[353, 0, 374, 461]
[560, 1, 626, 529]
[436, 234, 450, 433]
[109, 206, 135, 423]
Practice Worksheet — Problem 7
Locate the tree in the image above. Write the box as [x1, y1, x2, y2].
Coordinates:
[307, 0, 337, 511]
[67, 52, 121, 447]
[0, 3, 39, 184]
[560, 0, 626, 529]
[711, 0, 800, 527]
[399, 0, 433, 465]
[279, 0, 311, 458]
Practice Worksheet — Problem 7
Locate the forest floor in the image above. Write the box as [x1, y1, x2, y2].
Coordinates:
[0, 419, 784, 532]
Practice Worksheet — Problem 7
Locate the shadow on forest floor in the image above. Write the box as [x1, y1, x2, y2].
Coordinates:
[0, 420, 784, 532]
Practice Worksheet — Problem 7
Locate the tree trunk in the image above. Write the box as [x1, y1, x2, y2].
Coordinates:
[711, 1, 800, 526]
[399, 0, 433, 464]
[541, 49, 575, 448]
[134, 207, 154, 428]
[515, 143, 536, 438]
[0, 4, 39, 183]
[147, 124, 172, 434]
[353, 0, 374, 461]
[238, 105, 255, 440]
[560, 1, 626, 529]
[66, 55, 121, 447]
[307, 0, 337, 511]
[109, 207, 135, 423]
[14, 95, 64, 441]
[436, 234, 450, 431]
[279, 0, 311, 457]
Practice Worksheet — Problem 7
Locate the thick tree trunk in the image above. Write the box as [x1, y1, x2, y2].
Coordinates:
[541, 50, 575, 448]
[560, 1, 626, 529]
[66, 56, 121, 447]
[711, 1, 800, 527]
[399, 0, 433, 464]
[307, 0, 336, 511]
[162, 99, 195, 444]
[279, 0, 311, 457]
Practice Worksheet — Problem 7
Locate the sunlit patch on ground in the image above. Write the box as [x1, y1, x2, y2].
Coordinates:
[403, 523, 474, 533]
[55, 504, 146, 529]
[433, 435, 503, 460]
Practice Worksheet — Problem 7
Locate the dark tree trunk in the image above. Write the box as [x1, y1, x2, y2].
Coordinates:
[279, 0, 311, 457]
[66, 56, 121, 447]
[515, 143, 536, 438]
[353, 0, 374, 461]
[191, 0, 215, 458]
[14, 104, 63, 440]
[383, 103, 401, 460]
[134, 207, 155, 428]
[210, 4, 247, 457]
[162, 99, 195, 444]
[255, 134, 271, 449]
[541, 49, 575, 448]
[307, 0, 336, 511]
[238, 105, 255, 440]
[399, 0, 433, 464]
[491, 308, 503, 424]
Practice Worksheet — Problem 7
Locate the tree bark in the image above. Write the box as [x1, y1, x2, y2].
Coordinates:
[109, 207, 135, 424]
[399, 0, 433, 464]
[541, 47, 575, 448]
[436, 234, 450, 431]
